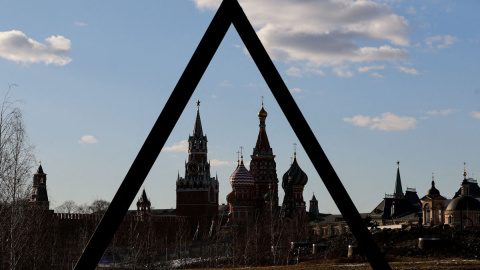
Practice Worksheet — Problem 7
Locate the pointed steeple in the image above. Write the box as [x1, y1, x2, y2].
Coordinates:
[140, 189, 150, 203]
[36, 164, 45, 175]
[253, 99, 272, 156]
[193, 100, 203, 138]
[394, 161, 403, 196]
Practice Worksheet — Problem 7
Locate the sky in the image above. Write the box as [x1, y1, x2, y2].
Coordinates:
[0, 0, 479, 214]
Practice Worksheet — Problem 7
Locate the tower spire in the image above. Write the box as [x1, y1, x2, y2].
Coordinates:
[253, 99, 271, 155]
[193, 100, 203, 137]
[394, 161, 403, 197]
[293, 143, 297, 159]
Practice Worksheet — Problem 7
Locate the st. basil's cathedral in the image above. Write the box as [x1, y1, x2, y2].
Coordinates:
[175, 100, 313, 229]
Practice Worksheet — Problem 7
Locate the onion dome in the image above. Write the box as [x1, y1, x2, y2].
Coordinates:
[282, 157, 308, 189]
[446, 195, 480, 212]
[258, 105, 268, 118]
[427, 180, 440, 196]
[230, 160, 254, 187]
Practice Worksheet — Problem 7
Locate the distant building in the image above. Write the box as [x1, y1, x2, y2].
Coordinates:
[370, 161, 422, 225]
[30, 164, 49, 210]
[444, 169, 480, 227]
[420, 175, 447, 226]
[308, 193, 320, 221]
[136, 189, 152, 218]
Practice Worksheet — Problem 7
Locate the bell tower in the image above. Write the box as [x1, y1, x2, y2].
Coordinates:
[30, 164, 49, 210]
[249, 99, 278, 209]
[176, 101, 219, 227]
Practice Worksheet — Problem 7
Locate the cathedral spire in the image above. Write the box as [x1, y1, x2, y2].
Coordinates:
[253, 99, 272, 156]
[193, 100, 203, 138]
[394, 161, 403, 196]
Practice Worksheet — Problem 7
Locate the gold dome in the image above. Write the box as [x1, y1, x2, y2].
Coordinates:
[258, 106, 268, 118]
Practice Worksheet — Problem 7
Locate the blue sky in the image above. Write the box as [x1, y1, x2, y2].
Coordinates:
[1, 0, 479, 214]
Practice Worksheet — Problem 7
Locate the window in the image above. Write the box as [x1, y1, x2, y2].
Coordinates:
[437, 204, 443, 223]
[425, 204, 431, 223]
[447, 215, 454, 224]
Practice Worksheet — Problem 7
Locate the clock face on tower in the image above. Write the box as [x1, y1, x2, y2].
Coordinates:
[187, 161, 200, 175]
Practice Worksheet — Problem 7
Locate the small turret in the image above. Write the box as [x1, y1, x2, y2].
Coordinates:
[30, 164, 49, 210]
[137, 189, 151, 217]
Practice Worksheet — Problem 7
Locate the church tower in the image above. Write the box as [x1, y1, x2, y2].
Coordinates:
[226, 152, 255, 224]
[136, 189, 151, 218]
[309, 193, 320, 220]
[281, 150, 308, 217]
[30, 164, 49, 210]
[249, 101, 278, 209]
[176, 101, 219, 226]
[394, 161, 404, 198]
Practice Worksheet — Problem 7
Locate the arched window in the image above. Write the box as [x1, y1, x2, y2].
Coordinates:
[425, 204, 431, 223]
[437, 204, 443, 223]
[447, 215, 454, 224]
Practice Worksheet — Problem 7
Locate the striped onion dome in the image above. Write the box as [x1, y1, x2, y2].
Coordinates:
[230, 160, 255, 187]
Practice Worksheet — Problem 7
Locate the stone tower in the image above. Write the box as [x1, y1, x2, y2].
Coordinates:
[136, 189, 151, 217]
[176, 101, 219, 226]
[249, 101, 278, 210]
[30, 164, 49, 210]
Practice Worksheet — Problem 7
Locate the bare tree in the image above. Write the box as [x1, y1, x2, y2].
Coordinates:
[88, 199, 110, 214]
[55, 200, 78, 214]
[0, 85, 36, 270]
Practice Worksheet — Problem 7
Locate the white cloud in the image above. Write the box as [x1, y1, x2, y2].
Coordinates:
[334, 66, 353, 78]
[78, 135, 98, 144]
[286, 67, 303, 77]
[470, 111, 480, 120]
[210, 159, 238, 167]
[290, 87, 302, 93]
[358, 65, 385, 73]
[343, 112, 417, 131]
[286, 65, 324, 77]
[371, 72, 383, 78]
[164, 140, 188, 152]
[193, 0, 409, 68]
[425, 35, 458, 50]
[426, 109, 459, 116]
[0, 30, 72, 66]
[74, 21, 88, 27]
[396, 66, 419, 75]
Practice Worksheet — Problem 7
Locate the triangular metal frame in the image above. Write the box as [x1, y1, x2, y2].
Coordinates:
[74, 1, 390, 269]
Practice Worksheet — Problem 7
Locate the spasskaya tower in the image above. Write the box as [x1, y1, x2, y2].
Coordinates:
[176, 101, 219, 226]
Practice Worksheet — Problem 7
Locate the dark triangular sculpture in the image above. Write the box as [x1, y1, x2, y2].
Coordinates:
[74, 1, 390, 269]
